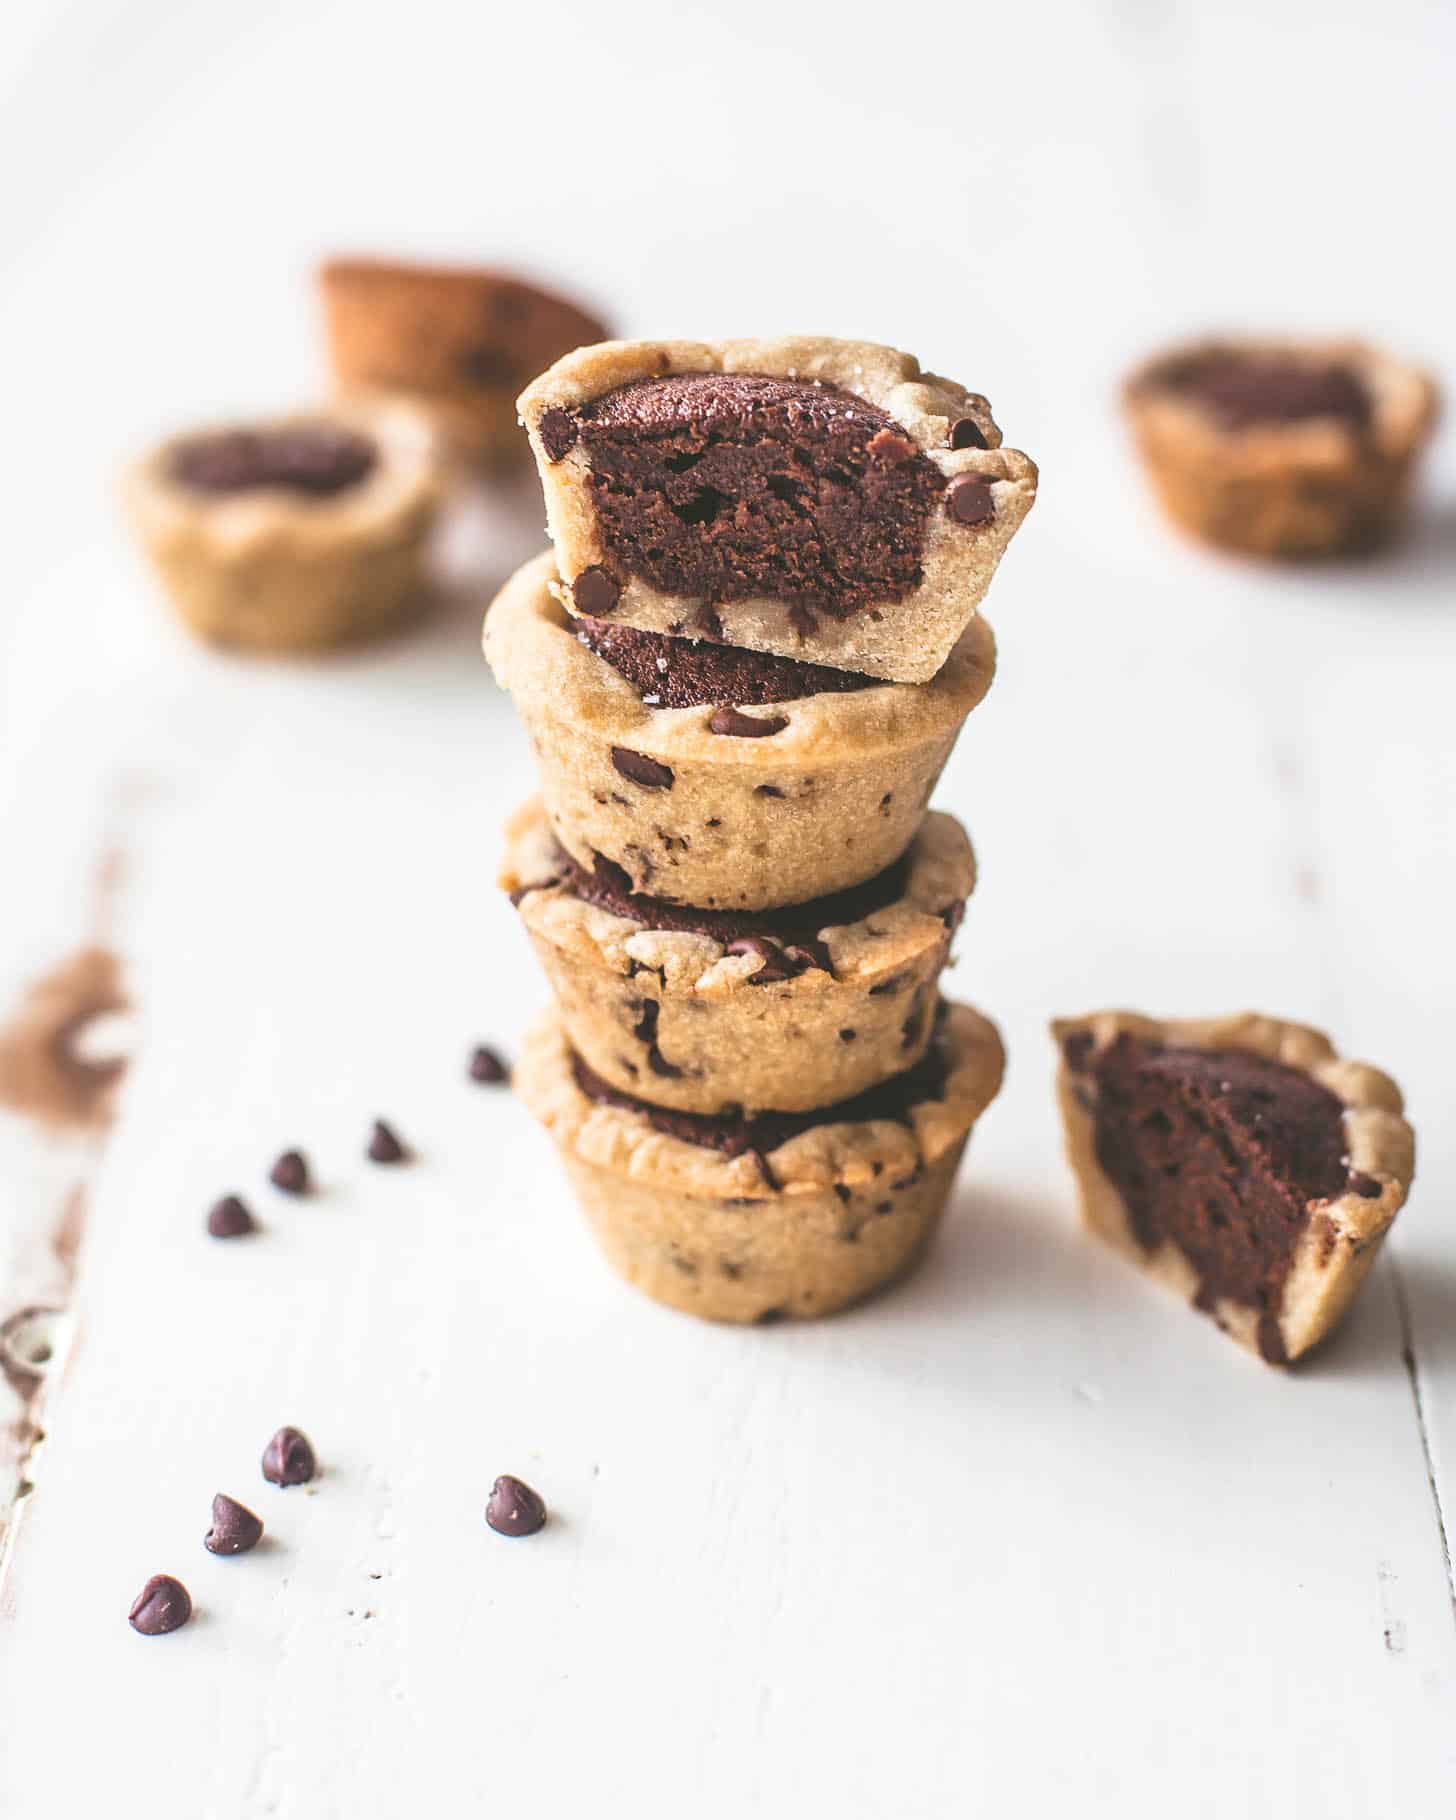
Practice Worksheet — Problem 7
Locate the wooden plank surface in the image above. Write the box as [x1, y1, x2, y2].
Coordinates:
[1, 2, 1453, 1814]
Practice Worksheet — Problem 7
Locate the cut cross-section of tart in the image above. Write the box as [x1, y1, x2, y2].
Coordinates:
[516, 999, 1005, 1323]
[502, 798, 975, 1115]
[517, 337, 1037, 683]
[484, 551, 995, 911]
[1052, 1010, 1415, 1363]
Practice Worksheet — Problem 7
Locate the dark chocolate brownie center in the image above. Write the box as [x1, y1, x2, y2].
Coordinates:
[576, 617, 879, 708]
[532, 844, 932, 980]
[171, 425, 378, 497]
[566, 373, 944, 618]
[572, 1024, 950, 1182]
[1164, 353, 1371, 433]
[1071, 1035, 1349, 1362]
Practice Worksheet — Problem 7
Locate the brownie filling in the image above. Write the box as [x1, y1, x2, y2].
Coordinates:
[171, 425, 378, 497]
[532, 844, 932, 981]
[563, 373, 944, 618]
[572, 1024, 950, 1184]
[1071, 1035, 1350, 1362]
[1163, 353, 1371, 433]
[576, 617, 879, 708]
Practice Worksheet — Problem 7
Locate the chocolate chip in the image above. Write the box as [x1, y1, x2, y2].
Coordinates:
[946, 474, 995, 525]
[261, 1426, 316, 1488]
[366, 1119, 407, 1164]
[268, 1150, 310, 1196]
[1062, 1032, 1095, 1072]
[839, 1029, 857, 1042]
[206, 1194, 256, 1238]
[458, 344, 517, 387]
[708, 706, 789, 739]
[574, 566, 620, 616]
[1348, 1171, 1383, 1199]
[205, 1493, 264, 1556]
[485, 1474, 547, 1537]
[754, 1307, 788, 1326]
[940, 901, 966, 937]
[539, 407, 578, 462]
[469, 1044, 510, 1085]
[128, 1574, 192, 1635]
[611, 747, 674, 790]
[949, 416, 989, 450]
[694, 605, 724, 641]
[725, 936, 795, 983]
[754, 784, 784, 799]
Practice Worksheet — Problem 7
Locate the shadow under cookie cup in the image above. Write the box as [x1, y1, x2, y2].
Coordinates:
[515, 1000, 1005, 1323]
[502, 799, 976, 1115]
[483, 551, 996, 912]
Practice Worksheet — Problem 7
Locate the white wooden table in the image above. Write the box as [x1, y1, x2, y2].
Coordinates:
[2, 3, 1452, 1814]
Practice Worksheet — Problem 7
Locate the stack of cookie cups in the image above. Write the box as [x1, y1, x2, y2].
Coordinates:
[487, 337, 1037, 1323]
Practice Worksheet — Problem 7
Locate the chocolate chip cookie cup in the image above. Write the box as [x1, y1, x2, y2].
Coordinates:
[517, 336, 1036, 683]
[125, 401, 442, 652]
[319, 256, 607, 468]
[484, 552, 996, 911]
[1052, 1011, 1415, 1364]
[503, 799, 975, 1116]
[1124, 336, 1440, 558]
[517, 1000, 1005, 1323]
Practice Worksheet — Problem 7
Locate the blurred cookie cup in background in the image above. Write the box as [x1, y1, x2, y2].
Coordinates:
[124, 400, 441, 652]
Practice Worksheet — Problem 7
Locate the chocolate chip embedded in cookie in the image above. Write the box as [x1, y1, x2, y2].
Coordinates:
[514, 1000, 1005, 1322]
[485, 552, 995, 911]
[1123, 336, 1439, 557]
[124, 401, 441, 653]
[502, 800, 975, 1115]
[518, 337, 1036, 684]
[1051, 1010, 1416, 1363]
[319, 256, 608, 468]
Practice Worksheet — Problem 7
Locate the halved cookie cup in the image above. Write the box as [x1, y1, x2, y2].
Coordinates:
[484, 551, 995, 911]
[319, 256, 607, 468]
[517, 1000, 1005, 1323]
[125, 399, 442, 652]
[517, 337, 1036, 683]
[1124, 336, 1439, 557]
[503, 799, 975, 1115]
[1052, 1010, 1415, 1363]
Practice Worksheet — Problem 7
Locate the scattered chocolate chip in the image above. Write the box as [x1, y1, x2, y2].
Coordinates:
[946, 474, 995, 525]
[839, 1029, 857, 1043]
[539, 407, 578, 462]
[366, 1119, 407, 1164]
[486, 1474, 547, 1537]
[261, 1426, 316, 1488]
[949, 416, 989, 451]
[469, 1044, 510, 1085]
[1348, 1171, 1383, 1199]
[1062, 1031, 1095, 1071]
[573, 566, 620, 616]
[694, 605, 724, 641]
[458, 344, 517, 387]
[754, 784, 784, 799]
[205, 1493, 264, 1556]
[206, 1194, 256, 1238]
[611, 747, 674, 790]
[129, 1574, 192, 1635]
[268, 1150, 310, 1196]
[875, 1200, 893, 1215]
[754, 1307, 788, 1326]
[940, 901, 966, 937]
[708, 706, 789, 739]
[866, 428, 919, 464]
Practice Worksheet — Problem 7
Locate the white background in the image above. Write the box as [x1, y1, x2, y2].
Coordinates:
[1, 2, 1453, 1815]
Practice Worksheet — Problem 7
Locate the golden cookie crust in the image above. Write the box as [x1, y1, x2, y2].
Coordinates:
[517, 1000, 1005, 1322]
[517, 337, 1037, 683]
[484, 551, 995, 911]
[124, 400, 442, 653]
[319, 256, 608, 468]
[503, 798, 975, 1115]
[1051, 1009, 1416, 1363]
[1124, 335, 1440, 557]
